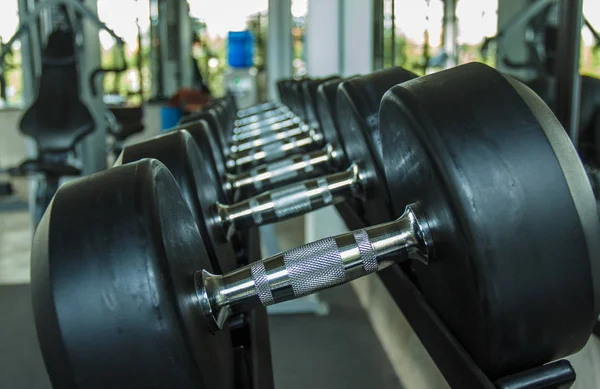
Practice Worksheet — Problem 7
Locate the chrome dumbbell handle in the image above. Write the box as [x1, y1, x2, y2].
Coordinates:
[226, 133, 325, 171]
[234, 111, 295, 133]
[216, 164, 363, 241]
[198, 204, 433, 331]
[230, 125, 311, 153]
[234, 108, 289, 127]
[223, 145, 341, 197]
[237, 102, 283, 119]
[232, 118, 300, 141]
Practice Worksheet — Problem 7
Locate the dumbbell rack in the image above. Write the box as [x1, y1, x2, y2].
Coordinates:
[334, 202, 576, 389]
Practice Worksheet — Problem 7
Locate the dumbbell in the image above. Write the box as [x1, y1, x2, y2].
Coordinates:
[222, 77, 352, 198]
[232, 79, 302, 126]
[184, 82, 317, 168]
[181, 80, 302, 149]
[171, 77, 342, 203]
[117, 66, 415, 276]
[224, 96, 324, 167]
[113, 67, 409, 278]
[236, 101, 281, 118]
[230, 79, 311, 133]
[179, 69, 413, 206]
[31, 63, 600, 388]
[230, 79, 298, 125]
[227, 77, 348, 163]
[227, 78, 342, 152]
[230, 75, 353, 188]
[225, 79, 338, 162]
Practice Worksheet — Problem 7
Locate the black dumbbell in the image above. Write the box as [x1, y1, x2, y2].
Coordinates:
[117, 66, 416, 277]
[229, 79, 298, 125]
[229, 78, 313, 135]
[179, 69, 413, 205]
[182, 80, 317, 167]
[227, 77, 343, 153]
[225, 78, 340, 167]
[171, 78, 342, 204]
[31, 63, 600, 388]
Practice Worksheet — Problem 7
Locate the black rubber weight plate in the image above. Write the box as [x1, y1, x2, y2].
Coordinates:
[336, 67, 417, 225]
[302, 76, 340, 130]
[316, 78, 346, 163]
[31, 159, 235, 389]
[182, 120, 231, 201]
[120, 130, 237, 273]
[379, 62, 600, 378]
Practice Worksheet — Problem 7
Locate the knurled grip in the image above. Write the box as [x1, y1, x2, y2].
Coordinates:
[261, 140, 287, 162]
[270, 179, 333, 220]
[250, 261, 275, 305]
[250, 158, 297, 191]
[271, 183, 313, 219]
[283, 237, 347, 297]
[237, 127, 305, 152]
[353, 230, 378, 272]
[200, 206, 429, 331]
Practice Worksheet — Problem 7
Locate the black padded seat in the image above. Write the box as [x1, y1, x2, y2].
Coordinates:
[9, 159, 80, 177]
[19, 29, 95, 153]
[109, 106, 144, 141]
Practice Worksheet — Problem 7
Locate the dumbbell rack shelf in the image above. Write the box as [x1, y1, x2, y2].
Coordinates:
[335, 203, 576, 389]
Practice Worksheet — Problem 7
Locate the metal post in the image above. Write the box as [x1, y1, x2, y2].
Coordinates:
[78, 0, 107, 174]
[391, 0, 395, 66]
[555, 0, 583, 148]
[443, 0, 457, 68]
[18, 0, 42, 230]
[267, 0, 292, 100]
[178, 0, 193, 90]
[18, 0, 41, 103]
[372, 0, 384, 70]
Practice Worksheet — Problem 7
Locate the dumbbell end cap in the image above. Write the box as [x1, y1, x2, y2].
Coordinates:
[195, 270, 229, 332]
[404, 203, 434, 265]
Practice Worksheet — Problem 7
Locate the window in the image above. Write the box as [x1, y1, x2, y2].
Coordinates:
[374, 0, 498, 74]
[0, 0, 22, 107]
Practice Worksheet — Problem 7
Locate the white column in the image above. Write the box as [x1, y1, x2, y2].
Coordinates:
[79, 0, 108, 174]
[266, 0, 292, 100]
[178, 0, 193, 89]
[305, 0, 376, 245]
[443, 0, 458, 68]
[305, 0, 341, 77]
[342, 0, 374, 75]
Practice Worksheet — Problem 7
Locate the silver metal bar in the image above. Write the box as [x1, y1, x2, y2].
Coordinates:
[234, 106, 290, 126]
[238, 102, 281, 118]
[223, 145, 340, 198]
[230, 125, 312, 153]
[555, 0, 583, 148]
[226, 132, 325, 171]
[234, 112, 296, 133]
[231, 117, 301, 142]
[216, 163, 363, 241]
[197, 204, 433, 330]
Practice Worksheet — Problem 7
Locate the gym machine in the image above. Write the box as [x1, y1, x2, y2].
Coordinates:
[0, 0, 142, 227]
